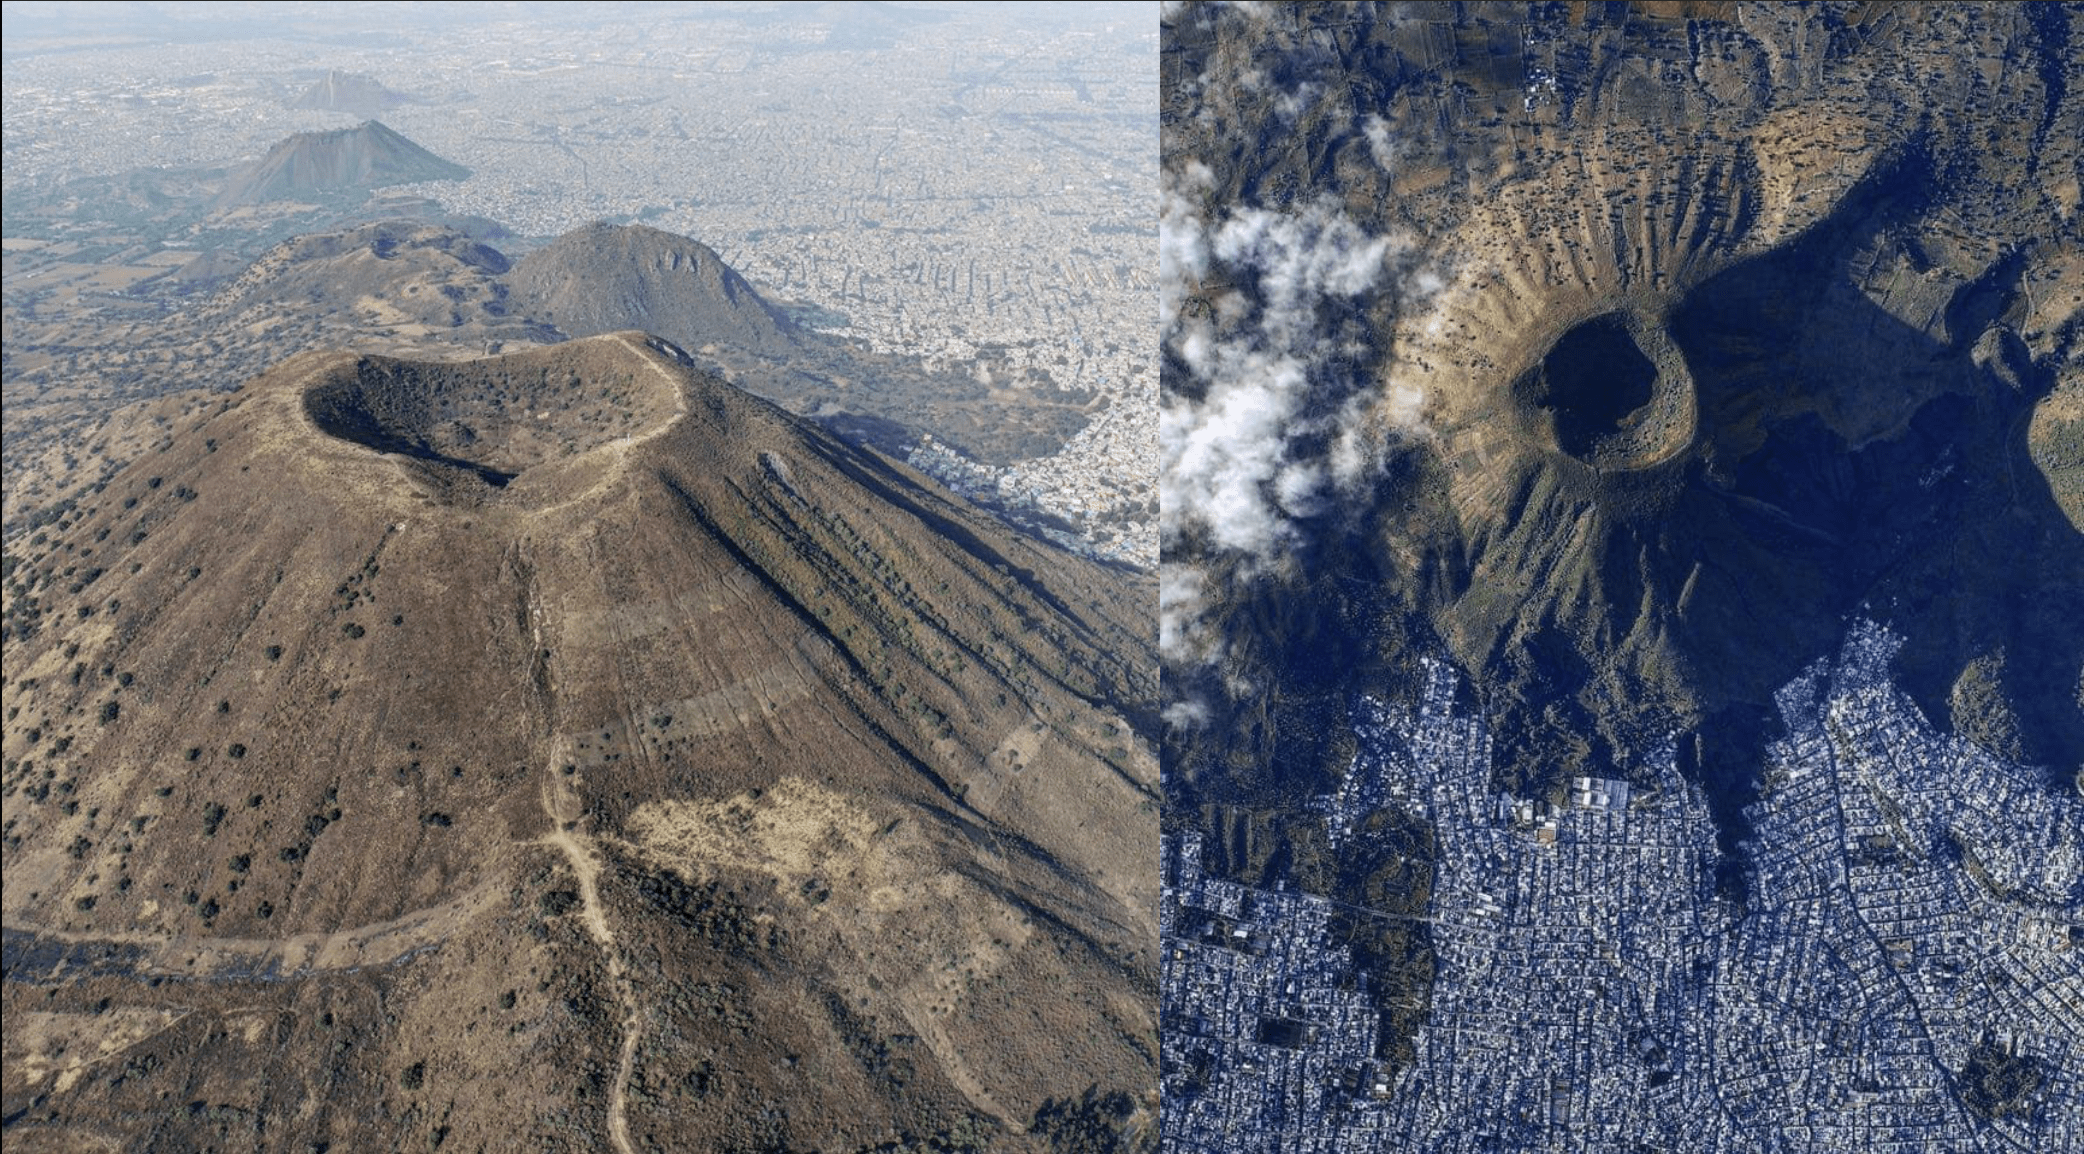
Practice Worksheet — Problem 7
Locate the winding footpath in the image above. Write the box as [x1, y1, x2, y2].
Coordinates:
[539, 750, 641, 1154]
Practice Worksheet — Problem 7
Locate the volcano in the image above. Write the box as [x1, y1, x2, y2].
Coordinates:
[213, 121, 468, 209]
[0, 334, 1156, 1151]
[1159, 3, 2083, 1098]
[289, 70, 408, 117]
[1164, 2, 2083, 814]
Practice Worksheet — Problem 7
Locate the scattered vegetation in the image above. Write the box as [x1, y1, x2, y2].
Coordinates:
[1959, 1035, 2046, 1120]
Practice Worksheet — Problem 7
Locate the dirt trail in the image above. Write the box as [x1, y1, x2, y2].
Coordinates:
[540, 747, 640, 1154]
[1, 881, 500, 983]
[6, 768, 643, 1154]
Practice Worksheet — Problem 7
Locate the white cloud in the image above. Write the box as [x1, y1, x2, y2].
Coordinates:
[1275, 459, 1326, 516]
[1160, 351, 1310, 556]
[1158, 64, 1446, 678]
[1276, 82, 1324, 122]
[1162, 699, 1211, 729]
[1226, 1, 1275, 26]
[1211, 204, 1395, 325]
[1161, 196, 1409, 569]
[1160, 564, 1217, 664]
[1327, 393, 1381, 488]
[1362, 113, 1396, 169]
[1159, 161, 1214, 331]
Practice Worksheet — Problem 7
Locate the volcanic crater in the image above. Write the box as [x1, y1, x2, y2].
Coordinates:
[297, 335, 687, 503]
[1513, 309, 1698, 474]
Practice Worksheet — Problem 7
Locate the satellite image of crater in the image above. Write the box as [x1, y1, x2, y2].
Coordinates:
[1159, 3, 2081, 1150]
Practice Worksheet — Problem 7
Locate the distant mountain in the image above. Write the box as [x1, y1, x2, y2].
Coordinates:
[213, 121, 467, 209]
[0, 333, 1157, 1151]
[289, 69, 407, 116]
[507, 223, 802, 358]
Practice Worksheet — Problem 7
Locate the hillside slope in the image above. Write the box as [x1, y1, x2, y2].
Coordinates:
[0, 333, 1156, 1153]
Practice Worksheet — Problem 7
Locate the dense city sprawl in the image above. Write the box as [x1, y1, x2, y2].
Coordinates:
[1163, 621, 2081, 1152]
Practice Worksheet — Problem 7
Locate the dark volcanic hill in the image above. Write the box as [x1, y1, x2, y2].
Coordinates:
[508, 224, 803, 359]
[510, 223, 1097, 468]
[213, 121, 468, 209]
[289, 69, 408, 116]
[0, 334, 1157, 1152]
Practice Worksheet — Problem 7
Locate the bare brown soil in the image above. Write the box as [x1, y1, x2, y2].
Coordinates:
[1, 334, 1156, 1152]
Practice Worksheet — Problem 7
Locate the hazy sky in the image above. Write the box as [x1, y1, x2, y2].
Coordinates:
[2, 2, 1155, 58]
